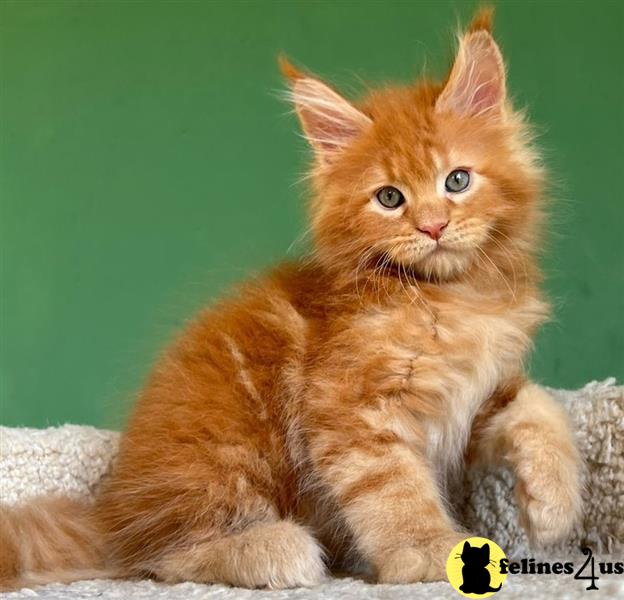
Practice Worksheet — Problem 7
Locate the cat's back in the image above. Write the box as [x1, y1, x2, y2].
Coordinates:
[125, 260, 327, 431]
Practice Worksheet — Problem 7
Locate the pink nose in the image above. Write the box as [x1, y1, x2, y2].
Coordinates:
[418, 220, 449, 241]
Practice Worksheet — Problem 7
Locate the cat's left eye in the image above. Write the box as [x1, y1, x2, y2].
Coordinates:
[445, 169, 471, 193]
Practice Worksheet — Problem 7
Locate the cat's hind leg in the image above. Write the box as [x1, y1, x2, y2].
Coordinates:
[98, 416, 327, 589]
[101, 464, 327, 589]
[156, 519, 325, 588]
[99, 454, 327, 589]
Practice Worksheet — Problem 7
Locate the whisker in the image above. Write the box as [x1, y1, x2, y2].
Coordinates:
[487, 226, 530, 289]
[475, 244, 516, 302]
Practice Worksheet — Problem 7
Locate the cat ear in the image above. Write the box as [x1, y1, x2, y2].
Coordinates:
[436, 9, 506, 118]
[463, 541, 471, 551]
[280, 56, 372, 163]
[481, 544, 491, 559]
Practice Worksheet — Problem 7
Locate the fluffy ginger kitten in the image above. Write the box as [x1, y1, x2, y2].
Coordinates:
[1, 9, 582, 590]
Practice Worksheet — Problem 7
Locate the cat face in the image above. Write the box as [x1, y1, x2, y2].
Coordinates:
[284, 11, 542, 283]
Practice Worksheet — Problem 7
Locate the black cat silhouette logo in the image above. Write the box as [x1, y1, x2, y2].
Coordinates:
[446, 537, 508, 598]
[458, 541, 502, 594]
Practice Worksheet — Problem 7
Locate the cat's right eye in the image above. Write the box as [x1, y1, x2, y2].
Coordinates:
[375, 186, 405, 209]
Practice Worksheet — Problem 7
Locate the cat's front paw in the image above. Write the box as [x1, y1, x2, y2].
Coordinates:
[377, 532, 466, 584]
[516, 456, 583, 546]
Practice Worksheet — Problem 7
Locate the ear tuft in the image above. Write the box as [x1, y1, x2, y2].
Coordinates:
[281, 59, 372, 163]
[468, 6, 494, 34]
[278, 54, 304, 82]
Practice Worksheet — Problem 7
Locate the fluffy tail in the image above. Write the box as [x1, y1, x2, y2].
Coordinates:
[0, 496, 113, 591]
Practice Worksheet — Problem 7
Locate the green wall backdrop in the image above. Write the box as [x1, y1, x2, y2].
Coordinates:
[1, 1, 622, 428]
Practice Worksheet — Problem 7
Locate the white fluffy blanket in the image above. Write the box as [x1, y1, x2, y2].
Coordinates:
[1, 379, 622, 599]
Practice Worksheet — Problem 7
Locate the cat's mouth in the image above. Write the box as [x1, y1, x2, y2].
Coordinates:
[363, 246, 470, 283]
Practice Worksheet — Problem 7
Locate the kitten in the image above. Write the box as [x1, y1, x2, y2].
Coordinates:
[0, 8, 582, 590]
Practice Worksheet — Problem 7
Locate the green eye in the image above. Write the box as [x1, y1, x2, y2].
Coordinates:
[445, 169, 471, 193]
[376, 186, 405, 209]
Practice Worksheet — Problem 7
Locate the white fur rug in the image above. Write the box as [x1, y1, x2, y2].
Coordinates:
[1, 572, 624, 600]
[1, 379, 622, 599]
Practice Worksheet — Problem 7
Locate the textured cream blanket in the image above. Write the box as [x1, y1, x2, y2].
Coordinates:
[0, 379, 622, 599]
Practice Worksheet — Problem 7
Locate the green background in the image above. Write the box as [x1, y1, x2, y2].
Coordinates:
[1, 1, 622, 428]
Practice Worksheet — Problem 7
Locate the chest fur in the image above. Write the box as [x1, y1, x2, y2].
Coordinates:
[357, 295, 545, 474]
[423, 307, 533, 473]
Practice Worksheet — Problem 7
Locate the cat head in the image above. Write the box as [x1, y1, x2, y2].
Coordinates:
[461, 540, 491, 567]
[283, 8, 542, 285]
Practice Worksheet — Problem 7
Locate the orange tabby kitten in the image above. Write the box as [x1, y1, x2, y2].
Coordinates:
[1, 9, 582, 590]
